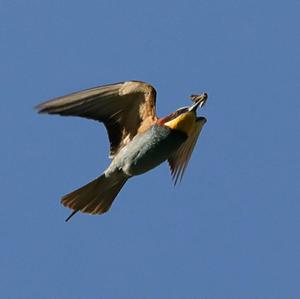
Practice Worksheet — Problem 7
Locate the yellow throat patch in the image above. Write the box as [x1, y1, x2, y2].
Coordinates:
[164, 111, 196, 136]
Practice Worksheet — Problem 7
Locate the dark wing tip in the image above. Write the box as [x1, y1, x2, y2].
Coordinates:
[34, 98, 60, 114]
[197, 116, 207, 123]
[34, 102, 48, 114]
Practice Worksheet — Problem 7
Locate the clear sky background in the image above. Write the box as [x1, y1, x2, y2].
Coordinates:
[1, 0, 299, 298]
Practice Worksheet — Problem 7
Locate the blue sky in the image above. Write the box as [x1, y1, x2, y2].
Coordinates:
[1, 0, 300, 298]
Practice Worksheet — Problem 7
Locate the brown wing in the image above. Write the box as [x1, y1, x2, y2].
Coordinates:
[168, 117, 206, 185]
[36, 81, 157, 158]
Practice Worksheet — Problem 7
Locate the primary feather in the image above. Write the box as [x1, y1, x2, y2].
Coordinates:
[36, 81, 157, 158]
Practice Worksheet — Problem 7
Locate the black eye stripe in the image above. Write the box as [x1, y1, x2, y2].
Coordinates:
[157, 107, 189, 125]
[168, 107, 189, 120]
[173, 107, 189, 117]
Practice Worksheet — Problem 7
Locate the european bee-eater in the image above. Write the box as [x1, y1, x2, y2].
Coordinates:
[36, 81, 207, 221]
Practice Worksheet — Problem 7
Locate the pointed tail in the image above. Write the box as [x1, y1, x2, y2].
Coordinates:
[61, 173, 127, 221]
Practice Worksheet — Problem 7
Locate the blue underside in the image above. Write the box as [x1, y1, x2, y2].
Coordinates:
[108, 125, 187, 176]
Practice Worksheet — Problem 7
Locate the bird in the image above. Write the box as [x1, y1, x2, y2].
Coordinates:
[36, 81, 208, 221]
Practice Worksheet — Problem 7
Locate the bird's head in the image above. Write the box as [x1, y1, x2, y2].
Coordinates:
[157, 92, 207, 136]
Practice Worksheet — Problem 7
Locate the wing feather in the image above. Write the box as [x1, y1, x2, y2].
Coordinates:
[36, 81, 157, 158]
[168, 117, 206, 185]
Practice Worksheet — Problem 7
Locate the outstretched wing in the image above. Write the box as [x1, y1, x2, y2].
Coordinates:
[168, 117, 206, 185]
[36, 81, 157, 158]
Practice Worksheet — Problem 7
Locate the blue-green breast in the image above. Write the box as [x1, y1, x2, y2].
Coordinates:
[110, 124, 187, 177]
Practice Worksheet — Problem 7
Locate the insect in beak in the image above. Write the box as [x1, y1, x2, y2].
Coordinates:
[189, 92, 208, 111]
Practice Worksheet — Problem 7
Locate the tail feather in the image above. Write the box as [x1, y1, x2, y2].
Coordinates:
[61, 174, 127, 221]
[82, 179, 127, 214]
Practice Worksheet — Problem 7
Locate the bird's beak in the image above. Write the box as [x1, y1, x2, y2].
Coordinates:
[189, 92, 208, 111]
